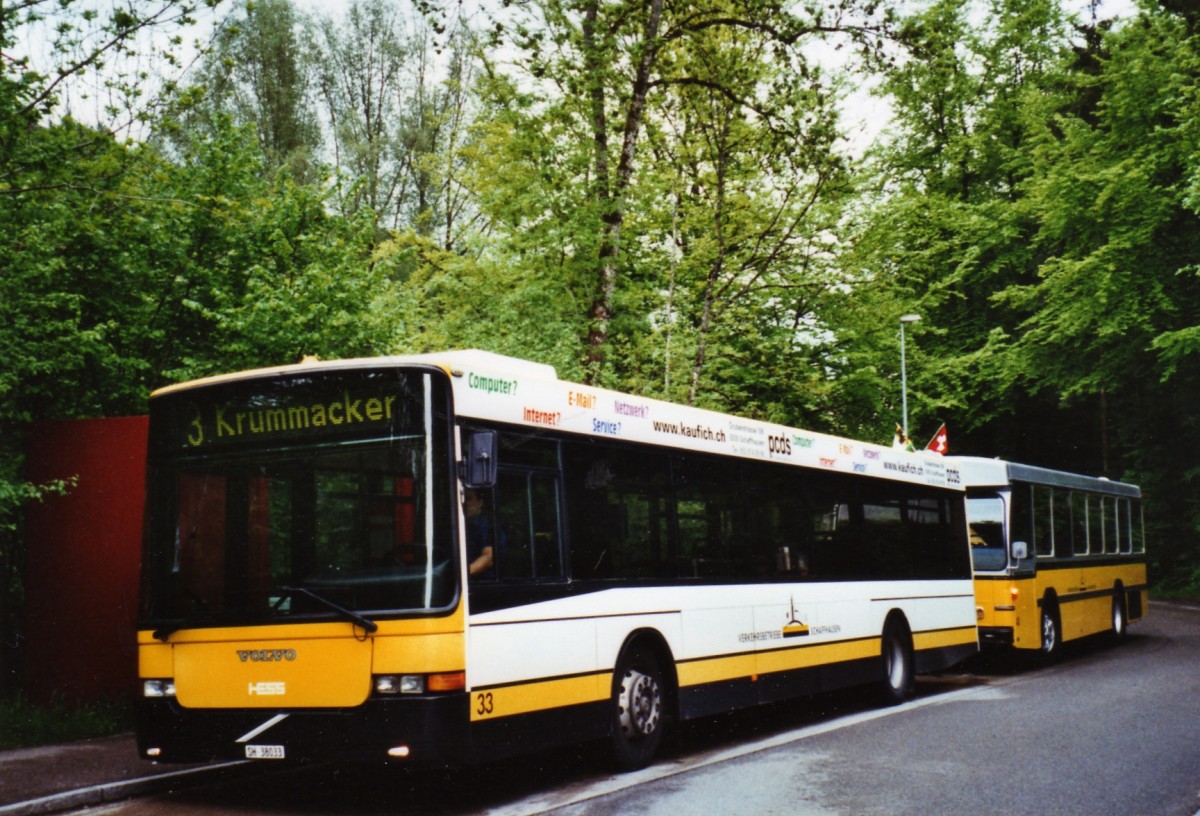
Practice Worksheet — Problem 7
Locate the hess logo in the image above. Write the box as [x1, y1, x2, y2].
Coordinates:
[248, 681, 286, 696]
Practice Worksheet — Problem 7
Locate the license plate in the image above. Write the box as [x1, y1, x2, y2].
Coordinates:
[244, 744, 286, 760]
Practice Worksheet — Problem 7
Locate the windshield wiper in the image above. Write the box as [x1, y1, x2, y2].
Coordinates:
[152, 622, 184, 642]
[152, 590, 212, 641]
[276, 586, 378, 634]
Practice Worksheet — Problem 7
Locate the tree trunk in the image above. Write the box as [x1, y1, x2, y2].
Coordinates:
[583, 0, 664, 384]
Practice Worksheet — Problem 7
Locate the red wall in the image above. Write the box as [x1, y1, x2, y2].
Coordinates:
[23, 416, 148, 704]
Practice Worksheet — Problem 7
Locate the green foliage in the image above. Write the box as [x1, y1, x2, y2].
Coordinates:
[4, 0, 1200, 681]
[179, 0, 320, 182]
[852, 0, 1200, 579]
[0, 693, 131, 751]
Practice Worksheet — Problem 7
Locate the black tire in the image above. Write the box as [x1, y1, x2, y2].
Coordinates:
[1110, 588, 1128, 644]
[609, 644, 666, 771]
[1039, 602, 1062, 659]
[877, 617, 914, 706]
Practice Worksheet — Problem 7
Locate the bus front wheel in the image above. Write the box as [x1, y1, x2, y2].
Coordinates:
[1039, 602, 1062, 659]
[609, 644, 666, 770]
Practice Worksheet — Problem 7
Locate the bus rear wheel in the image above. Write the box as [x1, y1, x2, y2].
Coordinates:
[1111, 589, 1127, 644]
[877, 617, 914, 706]
[609, 644, 666, 770]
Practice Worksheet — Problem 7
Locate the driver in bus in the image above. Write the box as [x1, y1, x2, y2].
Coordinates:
[464, 488, 498, 579]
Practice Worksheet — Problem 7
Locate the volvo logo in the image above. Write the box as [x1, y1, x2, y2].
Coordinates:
[237, 649, 297, 663]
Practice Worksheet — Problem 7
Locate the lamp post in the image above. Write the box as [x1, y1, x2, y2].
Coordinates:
[899, 314, 921, 440]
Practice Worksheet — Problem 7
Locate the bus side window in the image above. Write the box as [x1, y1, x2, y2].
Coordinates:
[563, 440, 671, 580]
[1087, 493, 1103, 554]
[1032, 484, 1053, 557]
[1103, 496, 1118, 553]
[1071, 491, 1088, 555]
[495, 471, 564, 580]
[1133, 500, 1146, 554]
[671, 453, 748, 579]
[744, 463, 809, 577]
[1010, 482, 1034, 564]
[489, 433, 565, 582]
[809, 474, 862, 578]
[1052, 488, 1073, 558]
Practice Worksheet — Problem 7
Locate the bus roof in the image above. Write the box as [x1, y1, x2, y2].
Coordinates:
[152, 350, 963, 491]
[948, 455, 1140, 498]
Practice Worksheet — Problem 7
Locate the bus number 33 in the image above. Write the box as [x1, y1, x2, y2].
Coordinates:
[475, 692, 494, 716]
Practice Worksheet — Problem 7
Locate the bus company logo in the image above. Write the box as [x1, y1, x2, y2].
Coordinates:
[248, 682, 286, 696]
[237, 649, 297, 663]
[767, 433, 792, 457]
[783, 597, 809, 638]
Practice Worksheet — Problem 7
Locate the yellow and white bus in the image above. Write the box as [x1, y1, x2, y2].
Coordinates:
[137, 350, 978, 769]
[953, 457, 1147, 656]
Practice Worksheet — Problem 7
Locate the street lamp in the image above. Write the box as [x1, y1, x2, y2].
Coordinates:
[899, 314, 921, 440]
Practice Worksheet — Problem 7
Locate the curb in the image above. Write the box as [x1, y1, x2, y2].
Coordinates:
[0, 761, 247, 816]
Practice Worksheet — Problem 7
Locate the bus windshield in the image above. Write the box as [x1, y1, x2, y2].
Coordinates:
[140, 368, 455, 631]
[967, 493, 1008, 571]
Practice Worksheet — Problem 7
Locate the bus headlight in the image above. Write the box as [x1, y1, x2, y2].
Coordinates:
[373, 672, 466, 695]
[143, 679, 176, 698]
[375, 674, 425, 695]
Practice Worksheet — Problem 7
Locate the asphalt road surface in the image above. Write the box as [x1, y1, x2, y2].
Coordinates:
[73, 602, 1200, 816]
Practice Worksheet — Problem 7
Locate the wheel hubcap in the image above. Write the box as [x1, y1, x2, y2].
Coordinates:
[619, 669, 661, 739]
[885, 639, 905, 688]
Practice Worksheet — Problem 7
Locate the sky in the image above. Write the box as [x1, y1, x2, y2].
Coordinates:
[15, 0, 1142, 142]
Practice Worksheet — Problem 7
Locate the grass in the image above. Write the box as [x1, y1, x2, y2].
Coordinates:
[0, 693, 132, 751]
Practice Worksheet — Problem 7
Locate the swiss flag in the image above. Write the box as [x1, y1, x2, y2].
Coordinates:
[926, 423, 948, 455]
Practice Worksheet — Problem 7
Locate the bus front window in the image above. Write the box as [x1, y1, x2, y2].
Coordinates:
[967, 494, 1008, 571]
[142, 369, 455, 629]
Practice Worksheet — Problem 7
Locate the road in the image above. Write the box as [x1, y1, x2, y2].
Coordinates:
[75, 602, 1200, 816]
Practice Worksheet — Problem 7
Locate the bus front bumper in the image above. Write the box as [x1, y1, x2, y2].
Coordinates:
[136, 694, 469, 765]
[977, 626, 1014, 647]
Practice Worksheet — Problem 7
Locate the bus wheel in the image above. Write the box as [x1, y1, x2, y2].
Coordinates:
[610, 644, 665, 770]
[877, 617, 914, 706]
[1039, 603, 1061, 659]
[1111, 589, 1127, 644]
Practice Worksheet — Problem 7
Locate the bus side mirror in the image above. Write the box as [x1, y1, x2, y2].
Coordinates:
[461, 431, 498, 488]
[1012, 540, 1028, 560]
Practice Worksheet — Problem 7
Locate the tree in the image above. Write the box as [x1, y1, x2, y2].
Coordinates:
[1000, 1, 1200, 581]
[467, 0, 895, 385]
[844, 0, 1075, 446]
[308, 0, 411, 226]
[853, 0, 1200, 584]
[181, 0, 320, 182]
[604, 22, 854, 423]
[0, 0, 220, 696]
